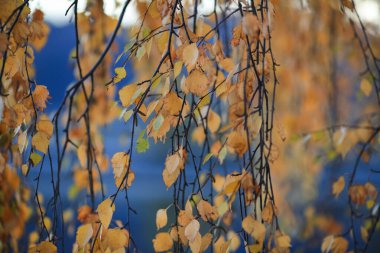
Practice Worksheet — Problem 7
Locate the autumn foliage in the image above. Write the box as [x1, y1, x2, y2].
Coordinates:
[0, 0, 380, 252]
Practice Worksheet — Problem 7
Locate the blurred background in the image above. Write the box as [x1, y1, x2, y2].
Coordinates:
[22, 0, 380, 252]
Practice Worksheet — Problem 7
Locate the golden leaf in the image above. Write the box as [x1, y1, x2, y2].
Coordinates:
[261, 203, 274, 223]
[184, 219, 200, 242]
[33, 85, 50, 111]
[119, 83, 138, 108]
[76, 223, 93, 248]
[165, 153, 181, 175]
[162, 165, 180, 189]
[219, 58, 234, 73]
[107, 228, 128, 250]
[192, 126, 206, 146]
[197, 200, 218, 221]
[77, 144, 87, 168]
[189, 232, 202, 253]
[156, 208, 168, 230]
[360, 79, 372, 96]
[214, 237, 230, 253]
[332, 176, 345, 198]
[331, 236, 348, 253]
[207, 110, 221, 134]
[111, 152, 129, 178]
[185, 70, 209, 97]
[32, 241, 57, 253]
[97, 198, 115, 229]
[32, 131, 50, 154]
[200, 233, 212, 252]
[227, 130, 248, 157]
[227, 231, 241, 251]
[277, 234, 291, 248]
[360, 226, 368, 242]
[321, 235, 334, 253]
[114, 67, 127, 83]
[246, 217, 266, 244]
[153, 232, 173, 252]
[36, 114, 53, 137]
[174, 60, 183, 79]
[182, 43, 199, 71]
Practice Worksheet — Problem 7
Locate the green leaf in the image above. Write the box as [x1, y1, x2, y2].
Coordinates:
[202, 153, 213, 165]
[30, 152, 42, 166]
[136, 129, 150, 153]
[68, 185, 79, 200]
[151, 75, 162, 91]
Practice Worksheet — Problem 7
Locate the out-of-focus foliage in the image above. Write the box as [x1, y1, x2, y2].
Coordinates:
[0, 0, 379, 252]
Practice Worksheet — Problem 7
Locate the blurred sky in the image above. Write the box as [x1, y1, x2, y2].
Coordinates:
[29, 0, 380, 28]
[27, 1, 380, 252]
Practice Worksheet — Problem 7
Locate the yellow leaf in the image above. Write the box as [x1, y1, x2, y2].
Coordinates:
[36, 241, 57, 253]
[36, 114, 53, 137]
[185, 70, 209, 97]
[114, 67, 127, 83]
[156, 209, 168, 230]
[185, 219, 200, 242]
[261, 203, 274, 223]
[195, 94, 210, 111]
[331, 236, 348, 253]
[219, 58, 234, 73]
[242, 215, 255, 234]
[197, 200, 218, 222]
[360, 79, 372, 96]
[97, 198, 115, 229]
[153, 232, 173, 252]
[227, 231, 240, 251]
[321, 235, 334, 253]
[213, 174, 225, 192]
[332, 176, 345, 198]
[174, 61, 183, 79]
[77, 143, 87, 168]
[227, 130, 248, 157]
[189, 232, 202, 253]
[207, 110, 221, 134]
[162, 166, 180, 189]
[165, 153, 180, 175]
[245, 217, 266, 244]
[189, 232, 201, 253]
[223, 174, 241, 195]
[119, 83, 138, 108]
[192, 126, 206, 147]
[76, 223, 93, 248]
[107, 228, 128, 250]
[246, 244, 261, 253]
[111, 152, 128, 178]
[182, 43, 199, 71]
[32, 131, 50, 153]
[243, 216, 266, 243]
[214, 237, 230, 253]
[33, 85, 50, 111]
[200, 233, 212, 252]
[277, 234, 291, 248]
[361, 226, 368, 242]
